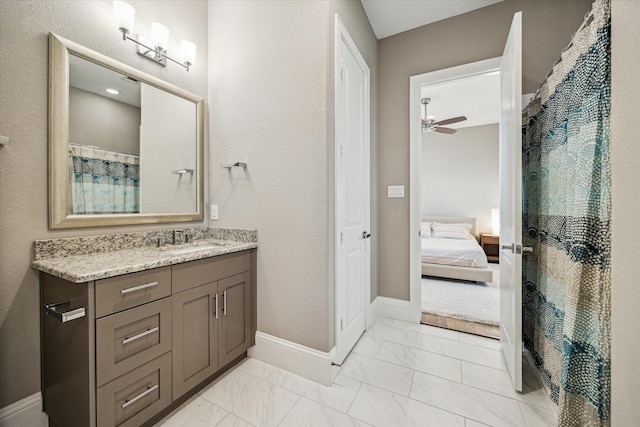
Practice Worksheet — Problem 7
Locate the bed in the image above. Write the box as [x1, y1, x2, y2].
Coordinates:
[421, 216, 493, 283]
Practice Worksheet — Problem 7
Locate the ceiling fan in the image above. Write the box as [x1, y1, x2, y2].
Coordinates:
[421, 97, 467, 134]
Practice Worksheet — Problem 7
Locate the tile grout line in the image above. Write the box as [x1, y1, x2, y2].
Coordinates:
[410, 362, 553, 415]
[370, 344, 464, 384]
[342, 379, 364, 419]
[274, 393, 301, 427]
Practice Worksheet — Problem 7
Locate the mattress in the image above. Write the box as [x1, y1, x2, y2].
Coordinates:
[421, 237, 488, 269]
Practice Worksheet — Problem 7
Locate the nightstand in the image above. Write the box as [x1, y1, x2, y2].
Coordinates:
[480, 233, 500, 263]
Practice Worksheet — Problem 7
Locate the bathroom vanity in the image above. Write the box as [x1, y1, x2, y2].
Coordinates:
[32, 228, 257, 427]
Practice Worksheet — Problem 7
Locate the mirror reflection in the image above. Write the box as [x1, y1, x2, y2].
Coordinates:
[67, 54, 198, 216]
[48, 33, 204, 229]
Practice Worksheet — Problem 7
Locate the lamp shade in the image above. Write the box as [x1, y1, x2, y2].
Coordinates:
[491, 208, 500, 236]
[150, 22, 170, 50]
[180, 40, 197, 65]
[113, 1, 135, 33]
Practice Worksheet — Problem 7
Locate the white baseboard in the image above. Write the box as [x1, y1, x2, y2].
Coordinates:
[367, 297, 379, 329]
[248, 332, 336, 386]
[376, 296, 414, 322]
[0, 392, 47, 427]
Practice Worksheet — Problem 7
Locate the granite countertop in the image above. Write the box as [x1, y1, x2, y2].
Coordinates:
[31, 227, 257, 283]
[32, 239, 257, 283]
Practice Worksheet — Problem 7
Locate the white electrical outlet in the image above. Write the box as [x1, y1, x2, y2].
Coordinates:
[210, 204, 218, 220]
[387, 185, 405, 198]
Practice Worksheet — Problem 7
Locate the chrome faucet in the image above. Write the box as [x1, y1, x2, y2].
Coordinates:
[173, 230, 184, 245]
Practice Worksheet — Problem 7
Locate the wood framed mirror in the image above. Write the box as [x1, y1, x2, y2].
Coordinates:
[48, 33, 204, 229]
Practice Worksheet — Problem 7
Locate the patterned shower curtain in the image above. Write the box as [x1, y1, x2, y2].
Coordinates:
[521, 0, 610, 426]
[69, 143, 140, 214]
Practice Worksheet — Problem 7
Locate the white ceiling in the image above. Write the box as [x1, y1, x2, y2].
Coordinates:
[420, 71, 500, 129]
[69, 54, 141, 107]
[358, 1, 502, 129]
[360, 0, 504, 39]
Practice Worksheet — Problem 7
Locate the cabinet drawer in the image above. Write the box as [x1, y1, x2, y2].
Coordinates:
[482, 235, 499, 245]
[96, 298, 172, 387]
[172, 251, 250, 293]
[96, 267, 171, 318]
[97, 352, 171, 427]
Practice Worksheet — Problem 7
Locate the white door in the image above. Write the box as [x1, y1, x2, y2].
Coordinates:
[499, 11, 523, 392]
[334, 18, 370, 365]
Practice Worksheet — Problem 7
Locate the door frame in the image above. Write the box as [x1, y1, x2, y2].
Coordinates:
[334, 14, 371, 362]
[408, 57, 502, 323]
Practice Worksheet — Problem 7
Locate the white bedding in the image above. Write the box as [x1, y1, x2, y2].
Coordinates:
[421, 237, 488, 269]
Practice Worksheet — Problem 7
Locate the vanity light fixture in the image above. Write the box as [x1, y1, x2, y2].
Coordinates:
[113, 0, 197, 71]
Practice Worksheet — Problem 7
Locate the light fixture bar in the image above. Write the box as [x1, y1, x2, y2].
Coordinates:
[113, 1, 194, 72]
[119, 29, 193, 71]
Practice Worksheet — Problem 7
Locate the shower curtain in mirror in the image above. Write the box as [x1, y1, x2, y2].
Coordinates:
[69, 144, 140, 214]
[521, 0, 610, 426]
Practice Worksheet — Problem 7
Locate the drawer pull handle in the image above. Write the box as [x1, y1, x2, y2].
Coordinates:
[44, 301, 86, 323]
[223, 290, 227, 316]
[122, 384, 159, 409]
[214, 294, 219, 319]
[121, 281, 159, 295]
[122, 327, 160, 345]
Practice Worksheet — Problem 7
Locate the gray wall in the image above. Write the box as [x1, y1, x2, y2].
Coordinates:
[422, 124, 499, 234]
[611, 1, 640, 424]
[208, 0, 377, 353]
[69, 87, 141, 154]
[0, 0, 208, 407]
[377, 0, 593, 300]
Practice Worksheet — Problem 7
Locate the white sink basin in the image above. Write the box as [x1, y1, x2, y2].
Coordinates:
[155, 239, 230, 255]
[165, 246, 221, 255]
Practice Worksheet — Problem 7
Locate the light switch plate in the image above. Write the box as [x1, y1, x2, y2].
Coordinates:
[210, 204, 218, 220]
[387, 185, 405, 198]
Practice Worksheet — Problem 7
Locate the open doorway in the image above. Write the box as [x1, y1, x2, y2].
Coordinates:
[408, 58, 502, 339]
[419, 71, 501, 338]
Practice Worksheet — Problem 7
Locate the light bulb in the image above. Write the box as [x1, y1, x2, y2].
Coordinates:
[113, 1, 135, 34]
[150, 22, 170, 51]
[180, 40, 197, 66]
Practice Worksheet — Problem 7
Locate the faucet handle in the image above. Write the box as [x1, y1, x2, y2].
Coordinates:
[173, 230, 184, 245]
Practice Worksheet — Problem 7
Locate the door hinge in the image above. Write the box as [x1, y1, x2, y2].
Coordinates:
[340, 318, 344, 330]
[340, 60, 344, 81]
[340, 145, 344, 158]
[340, 232, 343, 243]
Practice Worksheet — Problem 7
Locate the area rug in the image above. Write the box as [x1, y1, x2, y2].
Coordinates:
[421, 277, 499, 326]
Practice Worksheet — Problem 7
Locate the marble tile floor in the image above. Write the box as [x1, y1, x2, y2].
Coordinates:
[155, 318, 556, 427]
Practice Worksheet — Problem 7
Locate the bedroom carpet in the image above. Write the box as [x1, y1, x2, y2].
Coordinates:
[421, 267, 499, 327]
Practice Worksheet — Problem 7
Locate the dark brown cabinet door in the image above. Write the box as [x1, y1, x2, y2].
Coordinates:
[172, 282, 218, 399]
[218, 272, 252, 367]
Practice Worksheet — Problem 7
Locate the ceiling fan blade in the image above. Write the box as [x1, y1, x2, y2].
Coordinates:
[435, 116, 467, 126]
[433, 126, 457, 135]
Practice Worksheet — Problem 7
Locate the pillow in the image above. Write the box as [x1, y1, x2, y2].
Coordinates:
[432, 222, 472, 240]
[420, 222, 432, 238]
